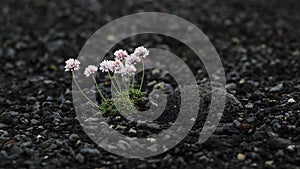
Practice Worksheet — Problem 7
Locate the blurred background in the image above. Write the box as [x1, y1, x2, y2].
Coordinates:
[0, 0, 299, 168]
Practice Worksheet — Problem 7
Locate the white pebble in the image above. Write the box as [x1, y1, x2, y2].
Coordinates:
[190, 118, 196, 122]
[128, 128, 137, 134]
[147, 138, 156, 143]
[288, 98, 296, 103]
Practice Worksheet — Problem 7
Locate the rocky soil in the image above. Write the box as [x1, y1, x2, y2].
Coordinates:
[0, 0, 299, 168]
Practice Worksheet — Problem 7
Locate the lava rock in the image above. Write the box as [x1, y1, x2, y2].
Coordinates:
[76, 153, 85, 163]
[270, 83, 283, 92]
[80, 148, 101, 156]
[268, 138, 292, 149]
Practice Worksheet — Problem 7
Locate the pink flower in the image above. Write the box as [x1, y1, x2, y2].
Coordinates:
[99, 60, 115, 72]
[113, 60, 123, 72]
[84, 65, 98, 77]
[119, 64, 136, 76]
[125, 54, 141, 65]
[114, 49, 128, 60]
[133, 46, 149, 58]
[65, 58, 80, 71]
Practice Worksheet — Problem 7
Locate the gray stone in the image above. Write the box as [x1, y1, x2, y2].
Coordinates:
[69, 134, 80, 141]
[269, 138, 292, 149]
[8, 111, 18, 116]
[245, 103, 254, 109]
[76, 153, 85, 163]
[225, 83, 237, 90]
[270, 83, 283, 92]
[30, 119, 39, 125]
[80, 148, 100, 155]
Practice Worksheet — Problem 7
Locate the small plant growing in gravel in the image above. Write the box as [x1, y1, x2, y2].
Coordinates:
[99, 99, 118, 115]
[65, 46, 149, 116]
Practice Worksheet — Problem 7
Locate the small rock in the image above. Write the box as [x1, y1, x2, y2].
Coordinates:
[137, 122, 160, 130]
[232, 37, 241, 44]
[7, 48, 16, 58]
[52, 111, 62, 120]
[272, 122, 282, 129]
[147, 144, 158, 152]
[76, 153, 84, 163]
[115, 125, 127, 130]
[245, 103, 254, 109]
[69, 134, 80, 141]
[250, 163, 258, 167]
[237, 153, 246, 160]
[46, 96, 53, 101]
[246, 117, 256, 123]
[248, 152, 260, 159]
[286, 145, 295, 151]
[225, 83, 237, 91]
[153, 82, 172, 93]
[147, 138, 156, 143]
[4, 139, 15, 145]
[65, 88, 72, 95]
[48, 143, 58, 151]
[115, 116, 122, 121]
[147, 81, 157, 87]
[0, 123, 8, 129]
[265, 160, 274, 165]
[8, 111, 18, 116]
[267, 131, 278, 137]
[239, 79, 245, 84]
[37, 135, 43, 139]
[275, 149, 284, 157]
[30, 119, 39, 125]
[146, 122, 161, 130]
[117, 140, 131, 151]
[256, 109, 267, 119]
[42, 102, 52, 107]
[106, 35, 116, 41]
[128, 128, 137, 134]
[239, 123, 254, 134]
[270, 83, 283, 92]
[151, 69, 160, 75]
[44, 80, 54, 85]
[269, 138, 292, 149]
[288, 98, 296, 103]
[233, 120, 241, 127]
[20, 141, 32, 148]
[80, 148, 100, 155]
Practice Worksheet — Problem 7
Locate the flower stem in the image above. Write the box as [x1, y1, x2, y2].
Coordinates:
[114, 74, 122, 92]
[108, 71, 120, 93]
[139, 60, 145, 91]
[127, 77, 131, 90]
[123, 77, 129, 89]
[72, 71, 99, 108]
[131, 74, 135, 88]
[92, 76, 106, 101]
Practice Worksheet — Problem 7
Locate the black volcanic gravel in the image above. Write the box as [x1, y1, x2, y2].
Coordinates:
[0, 0, 299, 169]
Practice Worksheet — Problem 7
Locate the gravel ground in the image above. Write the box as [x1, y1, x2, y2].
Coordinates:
[0, 0, 299, 168]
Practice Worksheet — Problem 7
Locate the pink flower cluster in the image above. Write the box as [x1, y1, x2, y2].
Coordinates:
[65, 46, 149, 78]
[114, 50, 128, 60]
[65, 58, 80, 71]
[99, 46, 149, 76]
[84, 65, 98, 77]
[133, 46, 149, 58]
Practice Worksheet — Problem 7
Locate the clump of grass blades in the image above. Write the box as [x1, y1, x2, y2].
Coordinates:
[99, 88, 146, 116]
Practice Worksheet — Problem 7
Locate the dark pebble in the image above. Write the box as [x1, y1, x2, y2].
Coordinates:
[80, 148, 101, 156]
[76, 153, 85, 163]
[268, 138, 292, 149]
